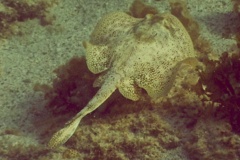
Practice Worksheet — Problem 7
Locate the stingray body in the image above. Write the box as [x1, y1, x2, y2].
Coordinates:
[48, 11, 196, 148]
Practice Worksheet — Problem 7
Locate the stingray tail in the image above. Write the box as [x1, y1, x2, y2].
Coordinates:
[48, 82, 116, 149]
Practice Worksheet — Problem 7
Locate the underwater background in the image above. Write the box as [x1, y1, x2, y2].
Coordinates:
[0, 0, 240, 159]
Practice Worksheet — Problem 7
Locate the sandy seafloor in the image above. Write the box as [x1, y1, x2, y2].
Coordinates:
[0, 0, 239, 159]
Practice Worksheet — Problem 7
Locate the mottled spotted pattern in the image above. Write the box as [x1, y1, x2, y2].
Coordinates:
[48, 11, 196, 149]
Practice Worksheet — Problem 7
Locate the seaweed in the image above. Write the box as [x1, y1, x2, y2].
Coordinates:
[169, 0, 212, 59]
[128, 0, 159, 18]
[0, 0, 57, 39]
[197, 52, 240, 133]
[34, 56, 98, 115]
[232, 0, 240, 14]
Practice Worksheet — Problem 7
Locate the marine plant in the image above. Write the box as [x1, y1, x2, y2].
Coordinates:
[197, 52, 240, 133]
[0, 0, 57, 39]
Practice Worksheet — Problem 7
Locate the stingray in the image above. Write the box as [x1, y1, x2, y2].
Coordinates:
[48, 11, 196, 148]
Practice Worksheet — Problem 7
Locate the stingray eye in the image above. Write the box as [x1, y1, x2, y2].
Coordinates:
[150, 14, 164, 25]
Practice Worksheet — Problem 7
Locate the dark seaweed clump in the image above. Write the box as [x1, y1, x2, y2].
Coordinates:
[0, 0, 57, 38]
[197, 52, 240, 133]
[34, 57, 98, 115]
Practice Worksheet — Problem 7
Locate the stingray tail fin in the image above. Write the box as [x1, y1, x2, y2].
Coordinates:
[48, 82, 116, 149]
